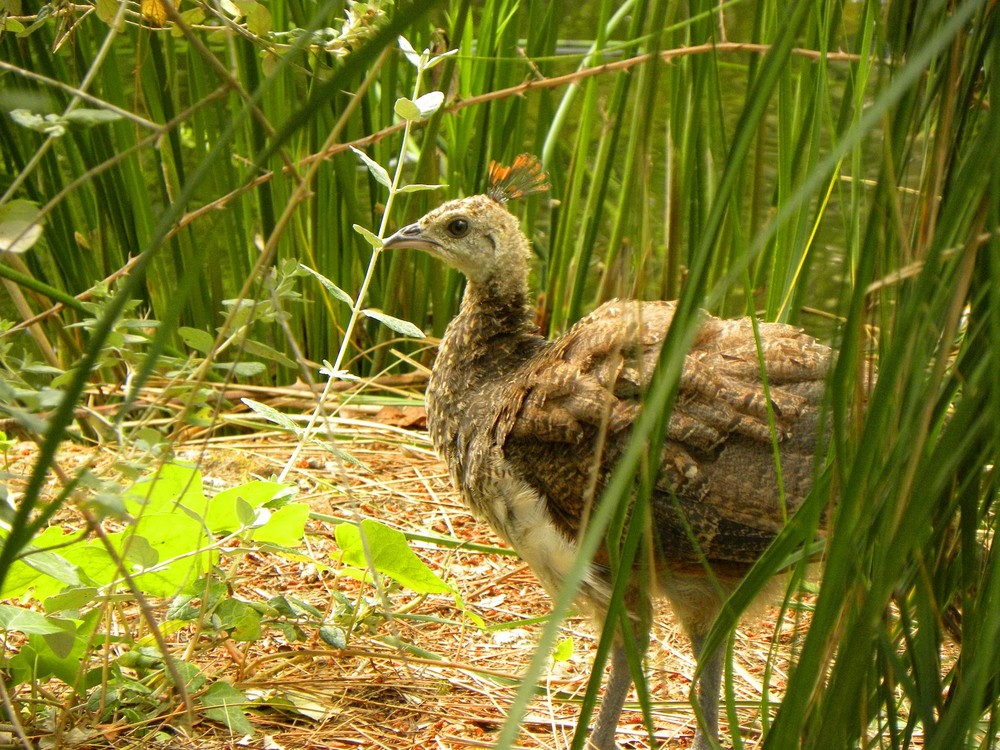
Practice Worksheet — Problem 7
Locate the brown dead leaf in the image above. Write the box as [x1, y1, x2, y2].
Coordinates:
[374, 404, 427, 429]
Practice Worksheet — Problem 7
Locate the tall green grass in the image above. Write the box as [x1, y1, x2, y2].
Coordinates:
[1, 0, 997, 747]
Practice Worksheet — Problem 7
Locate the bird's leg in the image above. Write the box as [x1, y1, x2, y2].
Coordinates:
[589, 607, 652, 750]
[587, 642, 632, 750]
[690, 634, 724, 750]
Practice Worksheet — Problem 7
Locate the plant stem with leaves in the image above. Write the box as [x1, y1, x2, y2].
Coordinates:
[279, 37, 452, 481]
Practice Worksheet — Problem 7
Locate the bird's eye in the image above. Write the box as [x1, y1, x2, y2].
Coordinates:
[446, 218, 470, 238]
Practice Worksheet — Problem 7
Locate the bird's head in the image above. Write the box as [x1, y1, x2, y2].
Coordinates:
[382, 155, 548, 291]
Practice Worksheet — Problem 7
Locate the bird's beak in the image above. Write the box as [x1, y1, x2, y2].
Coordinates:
[381, 223, 441, 252]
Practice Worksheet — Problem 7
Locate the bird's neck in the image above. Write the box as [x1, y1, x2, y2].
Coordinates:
[435, 280, 541, 381]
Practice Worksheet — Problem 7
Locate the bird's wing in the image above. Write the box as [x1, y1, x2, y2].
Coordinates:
[495, 300, 830, 569]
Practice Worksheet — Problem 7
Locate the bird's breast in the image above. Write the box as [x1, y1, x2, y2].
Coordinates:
[466, 461, 611, 606]
[426, 374, 610, 607]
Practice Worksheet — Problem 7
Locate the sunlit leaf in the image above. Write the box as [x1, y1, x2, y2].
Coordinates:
[396, 183, 447, 194]
[551, 637, 574, 662]
[394, 97, 421, 121]
[299, 264, 354, 307]
[352, 224, 383, 249]
[0, 199, 43, 254]
[350, 146, 391, 188]
[250, 503, 309, 548]
[334, 519, 453, 595]
[413, 91, 444, 118]
[241, 398, 300, 432]
[95, 0, 124, 30]
[397, 35, 421, 67]
[0, 604, 72, 636]
[361, 308, 424, 338]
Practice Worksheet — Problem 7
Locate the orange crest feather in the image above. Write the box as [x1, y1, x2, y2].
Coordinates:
[487, 154, 549, 204]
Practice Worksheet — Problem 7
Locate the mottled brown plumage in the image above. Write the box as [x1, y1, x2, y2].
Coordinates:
[382, 157, 830, 750]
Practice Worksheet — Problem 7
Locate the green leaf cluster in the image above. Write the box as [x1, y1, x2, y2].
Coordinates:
[0, 464, 303, 688]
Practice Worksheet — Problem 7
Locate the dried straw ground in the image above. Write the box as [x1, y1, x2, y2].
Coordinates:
[4, 407, 811, 750]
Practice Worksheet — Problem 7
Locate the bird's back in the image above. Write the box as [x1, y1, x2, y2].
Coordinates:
[429, 298, 830, 602]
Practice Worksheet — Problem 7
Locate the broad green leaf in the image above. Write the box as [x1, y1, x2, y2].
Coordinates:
[118, 531, 161, 570]
[394, 97, 422, 121]
[42, 623, 78, 660]
[349, 146, 391, 188]
[319, 626, 346, 649]
[0, 199, 43, 254]
[0, 603, 70, 636]
[269, 595, 323, 619]
[250, 503, 309, 547]
[334, 519, 453, 595]
[361, 308, 424, 338]
[203, 488, 253, 534]
[241, 398, 300, 432]
[235, 497, 257, 528]
[178, 326, 215, 353]
[214, 599, 262, 641]
[172, 660, 207, 691]
[200, 681, 254, 736]
[210, 480, 295, 525]
[125, 463, 207, 517]
[0, 607, 78, 668]
[95, 0, 125, 29]
[122, 516, 216, 597]
[44, 587, 98, 615]
[176, 6, 205, 30]
[395, 92, 444, 121]
[551, 636, 574, 662]
[298, 264, 354, 306]
[6, 608, 100, 691]
[62, 544, 119, 588]
[241, 0, 271, 35]
[116, 645, 163, 670]
[109, 467, 218, 595]
[0, 526, 85, 600]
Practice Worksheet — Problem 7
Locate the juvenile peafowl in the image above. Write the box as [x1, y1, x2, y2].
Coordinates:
[382, 155, 830, 749]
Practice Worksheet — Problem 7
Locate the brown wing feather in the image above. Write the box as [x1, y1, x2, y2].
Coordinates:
[498, 299, 830, 571]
